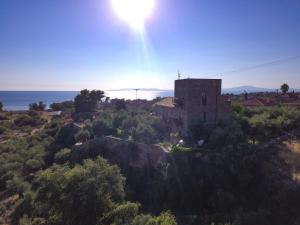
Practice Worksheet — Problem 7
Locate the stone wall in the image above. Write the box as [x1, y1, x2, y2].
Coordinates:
[153, 78, 231, 135]
[175, 78, 223, 128]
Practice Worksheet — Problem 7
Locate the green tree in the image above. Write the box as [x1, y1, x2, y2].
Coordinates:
[0, 101, 3, 112]
[280, 83, 289, 93]
[54, 148, 71, 164]
[132, 123, 156, 144]
[99, 202, 140, 225]
[50, 101, 74, 111]
[92, 117, 114, 137]
[132, 211, 177, 225]
[114, 99, 127, 110]
[74, 89, 105, 113]
[35, 157, 125, 225]
[75, 129, 90, 143]
[29, 101, 46, 111]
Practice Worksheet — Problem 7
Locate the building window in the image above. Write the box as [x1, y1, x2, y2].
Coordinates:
[203, 112, 206, 121]
[202, 93, 207, 106]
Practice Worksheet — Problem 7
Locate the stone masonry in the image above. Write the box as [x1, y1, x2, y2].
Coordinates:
[153, 78, 231, 134]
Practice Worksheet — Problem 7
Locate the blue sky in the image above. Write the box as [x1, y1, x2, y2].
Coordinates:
[0, 0, 300, 90]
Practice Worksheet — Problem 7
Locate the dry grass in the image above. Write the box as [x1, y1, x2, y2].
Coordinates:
[280, 140, 300, 182]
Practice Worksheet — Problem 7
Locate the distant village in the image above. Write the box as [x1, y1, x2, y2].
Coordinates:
[230, 89, 300, 108]
[108, 79, 300, 135]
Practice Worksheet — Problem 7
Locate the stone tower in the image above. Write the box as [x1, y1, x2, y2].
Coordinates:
[174, 78, 223, 129]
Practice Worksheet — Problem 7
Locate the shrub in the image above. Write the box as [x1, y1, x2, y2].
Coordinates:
[0, 125, 7, 135]
[0, 202, 6, 215]
[92, 117, 114, 137]
[75, 129, 90, 143]
[6, 175, 30, 196]
[132, 211, 177, 225]
[54, 148, 71, 164]
[114, 99, 127, 110]
[50, 101, 74, 112]
[35, 157, 125, 225]
[72, 112, 94, 123]
[28, 110, 39, 117]
[24, 159, 44, 172]
[132, 123, 156, 144]
[0, 114, 9, 121]
[54, 123, 80, 147]
[14, 115, 45, 127]
[29, 102, 46, 111]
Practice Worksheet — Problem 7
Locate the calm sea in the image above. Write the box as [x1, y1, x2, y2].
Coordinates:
[0, 90, 173, 111]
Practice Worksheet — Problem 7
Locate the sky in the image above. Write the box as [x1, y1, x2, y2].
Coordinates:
[0, 0, 300, 90]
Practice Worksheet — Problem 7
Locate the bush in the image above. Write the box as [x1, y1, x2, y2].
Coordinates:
[0, 202, 6, 215]
[29, 102, 46, 111]
[75, 130, 90, 143]
[0, 125, 7, 135]
[132, 123, 156, 144]
[132, 211, 177, 225]
[28, 110, 39, 117]
[92, 117, 115, 137]
[72, 112, 94, 123]
[54, 148, 71, 164]
[54, 123, 80, 147]
[34, 157, 125, 225]
[0, 114, 9, 120]
[6, 175, 30, 196]
[14, 115, 45, 127]
[50, 101, 74, 112]
[24, 159, 44, 172]
[114, 99, 127, 110]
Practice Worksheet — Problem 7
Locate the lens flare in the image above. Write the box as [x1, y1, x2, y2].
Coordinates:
[112, 0, 155, 30]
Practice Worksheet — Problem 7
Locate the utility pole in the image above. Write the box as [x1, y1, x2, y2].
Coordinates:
[134, 89, 140, 101]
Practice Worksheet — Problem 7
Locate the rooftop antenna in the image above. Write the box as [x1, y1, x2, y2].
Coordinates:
[177, 70, 181, 80]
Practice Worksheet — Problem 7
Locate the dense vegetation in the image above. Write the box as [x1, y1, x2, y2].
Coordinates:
[50, 101, 74, 112]
[232, 103, 300, 143]
[1, 91, 300, 225]
[29, 102, 46, 111]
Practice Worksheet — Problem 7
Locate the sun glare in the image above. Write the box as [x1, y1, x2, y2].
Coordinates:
[112, 0, 155, 30]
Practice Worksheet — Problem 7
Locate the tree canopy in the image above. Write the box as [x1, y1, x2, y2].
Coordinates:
[74, 89, 105, 113]
[29, 101, 46, 111]
[34, 157, 125, 225]
[280, 83, 289, 93]
[50, 101, 74, 112]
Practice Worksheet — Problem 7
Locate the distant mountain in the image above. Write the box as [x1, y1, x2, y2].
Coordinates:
[107, 86, 300, 95]
[223, 86, 300, 94]
[222, 86, 276, 94]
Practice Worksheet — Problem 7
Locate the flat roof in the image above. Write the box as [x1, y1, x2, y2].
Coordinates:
[175, 78, 221, 81]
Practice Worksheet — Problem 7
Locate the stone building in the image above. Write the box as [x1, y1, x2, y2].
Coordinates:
[153, 78, 231, 134]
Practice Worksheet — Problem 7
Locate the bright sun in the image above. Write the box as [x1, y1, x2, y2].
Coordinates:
[112, 0, 155, 30]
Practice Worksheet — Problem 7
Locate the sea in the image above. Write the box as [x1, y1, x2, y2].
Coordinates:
[0, 90, 174, 111]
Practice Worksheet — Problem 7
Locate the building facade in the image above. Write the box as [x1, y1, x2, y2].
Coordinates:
[153, 78, 231, 134]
